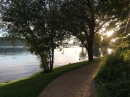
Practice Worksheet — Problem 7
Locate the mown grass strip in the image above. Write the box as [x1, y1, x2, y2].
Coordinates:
[0, 58, 100, 97]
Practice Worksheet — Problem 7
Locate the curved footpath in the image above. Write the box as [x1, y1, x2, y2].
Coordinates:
[39, 61, 100, 97]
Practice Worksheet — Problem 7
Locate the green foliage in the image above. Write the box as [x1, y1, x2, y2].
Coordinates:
[0, 0, 68, 72]
[115, 34, 130, 50]
[61, 0, 102, 61]
[97, 0, 130, 39]
[95, 50, 130, 97]
[98, 0, 130, 20]
[96, 80, 130, 97]
[60, 0, 130, 61]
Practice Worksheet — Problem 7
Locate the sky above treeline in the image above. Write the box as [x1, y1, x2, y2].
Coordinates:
[0, 30, 7, 37]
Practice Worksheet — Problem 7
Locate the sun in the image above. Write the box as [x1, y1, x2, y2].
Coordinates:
[106, 30, 114, 37]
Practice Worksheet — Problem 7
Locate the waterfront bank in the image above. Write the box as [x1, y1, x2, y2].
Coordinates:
[0, 60, 100, 97]
[0, 44, 112, 83]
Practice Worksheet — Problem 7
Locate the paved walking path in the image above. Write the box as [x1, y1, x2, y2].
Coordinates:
[39, 61, 100, 97]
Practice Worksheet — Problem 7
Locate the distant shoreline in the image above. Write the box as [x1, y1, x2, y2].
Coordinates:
[0, 46, 25, 48]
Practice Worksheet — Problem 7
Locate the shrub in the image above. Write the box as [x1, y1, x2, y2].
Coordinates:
[95, 50, 130, 97]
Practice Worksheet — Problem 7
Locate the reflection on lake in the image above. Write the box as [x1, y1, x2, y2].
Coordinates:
[0, 46, 113, 82]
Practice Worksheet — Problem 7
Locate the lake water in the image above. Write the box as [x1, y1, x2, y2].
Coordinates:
[0, 46, 112, 83]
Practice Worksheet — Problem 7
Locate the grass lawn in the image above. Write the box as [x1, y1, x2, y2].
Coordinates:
[0, 58, 100, 97]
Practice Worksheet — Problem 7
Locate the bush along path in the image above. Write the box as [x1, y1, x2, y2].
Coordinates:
[95, 50, 130, 97]
[39, 61, 100, 97]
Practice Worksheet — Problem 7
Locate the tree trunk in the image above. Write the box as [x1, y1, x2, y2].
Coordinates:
[82, 38, 94, 62]
[87, 43, 93, 62]
[50, 47, 54, 72]
[87, 34, 94, 62]
[50, 30, 55, 72]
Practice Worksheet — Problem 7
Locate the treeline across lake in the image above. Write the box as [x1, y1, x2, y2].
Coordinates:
[0, 37, 24, 46]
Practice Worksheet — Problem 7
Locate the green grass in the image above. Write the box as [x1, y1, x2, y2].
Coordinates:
[0, 58, 100, 97]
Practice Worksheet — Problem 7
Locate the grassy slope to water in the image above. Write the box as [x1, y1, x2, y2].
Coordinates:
[0, 59, 100, 97]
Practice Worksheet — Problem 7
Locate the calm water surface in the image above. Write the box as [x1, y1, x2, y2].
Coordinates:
[0, 46, 112, 82]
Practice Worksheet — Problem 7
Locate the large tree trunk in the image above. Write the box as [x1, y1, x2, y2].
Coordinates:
[87, 33, 94, 62]
[80, 36, 94, 62]
[87, 43, 94, 61]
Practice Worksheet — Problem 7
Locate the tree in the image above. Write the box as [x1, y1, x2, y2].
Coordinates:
[60, 0, 130, 61]
[98, 0, 130, 35]
[0, 0, 67, 72]
[99, 0, 130, 49]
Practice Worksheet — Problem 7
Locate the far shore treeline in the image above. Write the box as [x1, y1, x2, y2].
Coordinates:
[0, 37, 24, 46]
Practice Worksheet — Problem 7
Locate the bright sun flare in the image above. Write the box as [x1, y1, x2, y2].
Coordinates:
[106, 30, 114, 37]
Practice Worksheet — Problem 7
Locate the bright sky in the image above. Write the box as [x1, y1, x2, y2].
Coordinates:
[0, 31, 7, 37]
[100, 27, 114, 37]
[68, 40, 73, 44]
[106, 30, 114, 37]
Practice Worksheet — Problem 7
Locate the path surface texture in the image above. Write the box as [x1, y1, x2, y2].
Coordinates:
[39, 61, 100, 97]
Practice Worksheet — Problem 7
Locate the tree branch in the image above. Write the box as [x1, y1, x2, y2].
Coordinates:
[95, 21, 106, 33]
